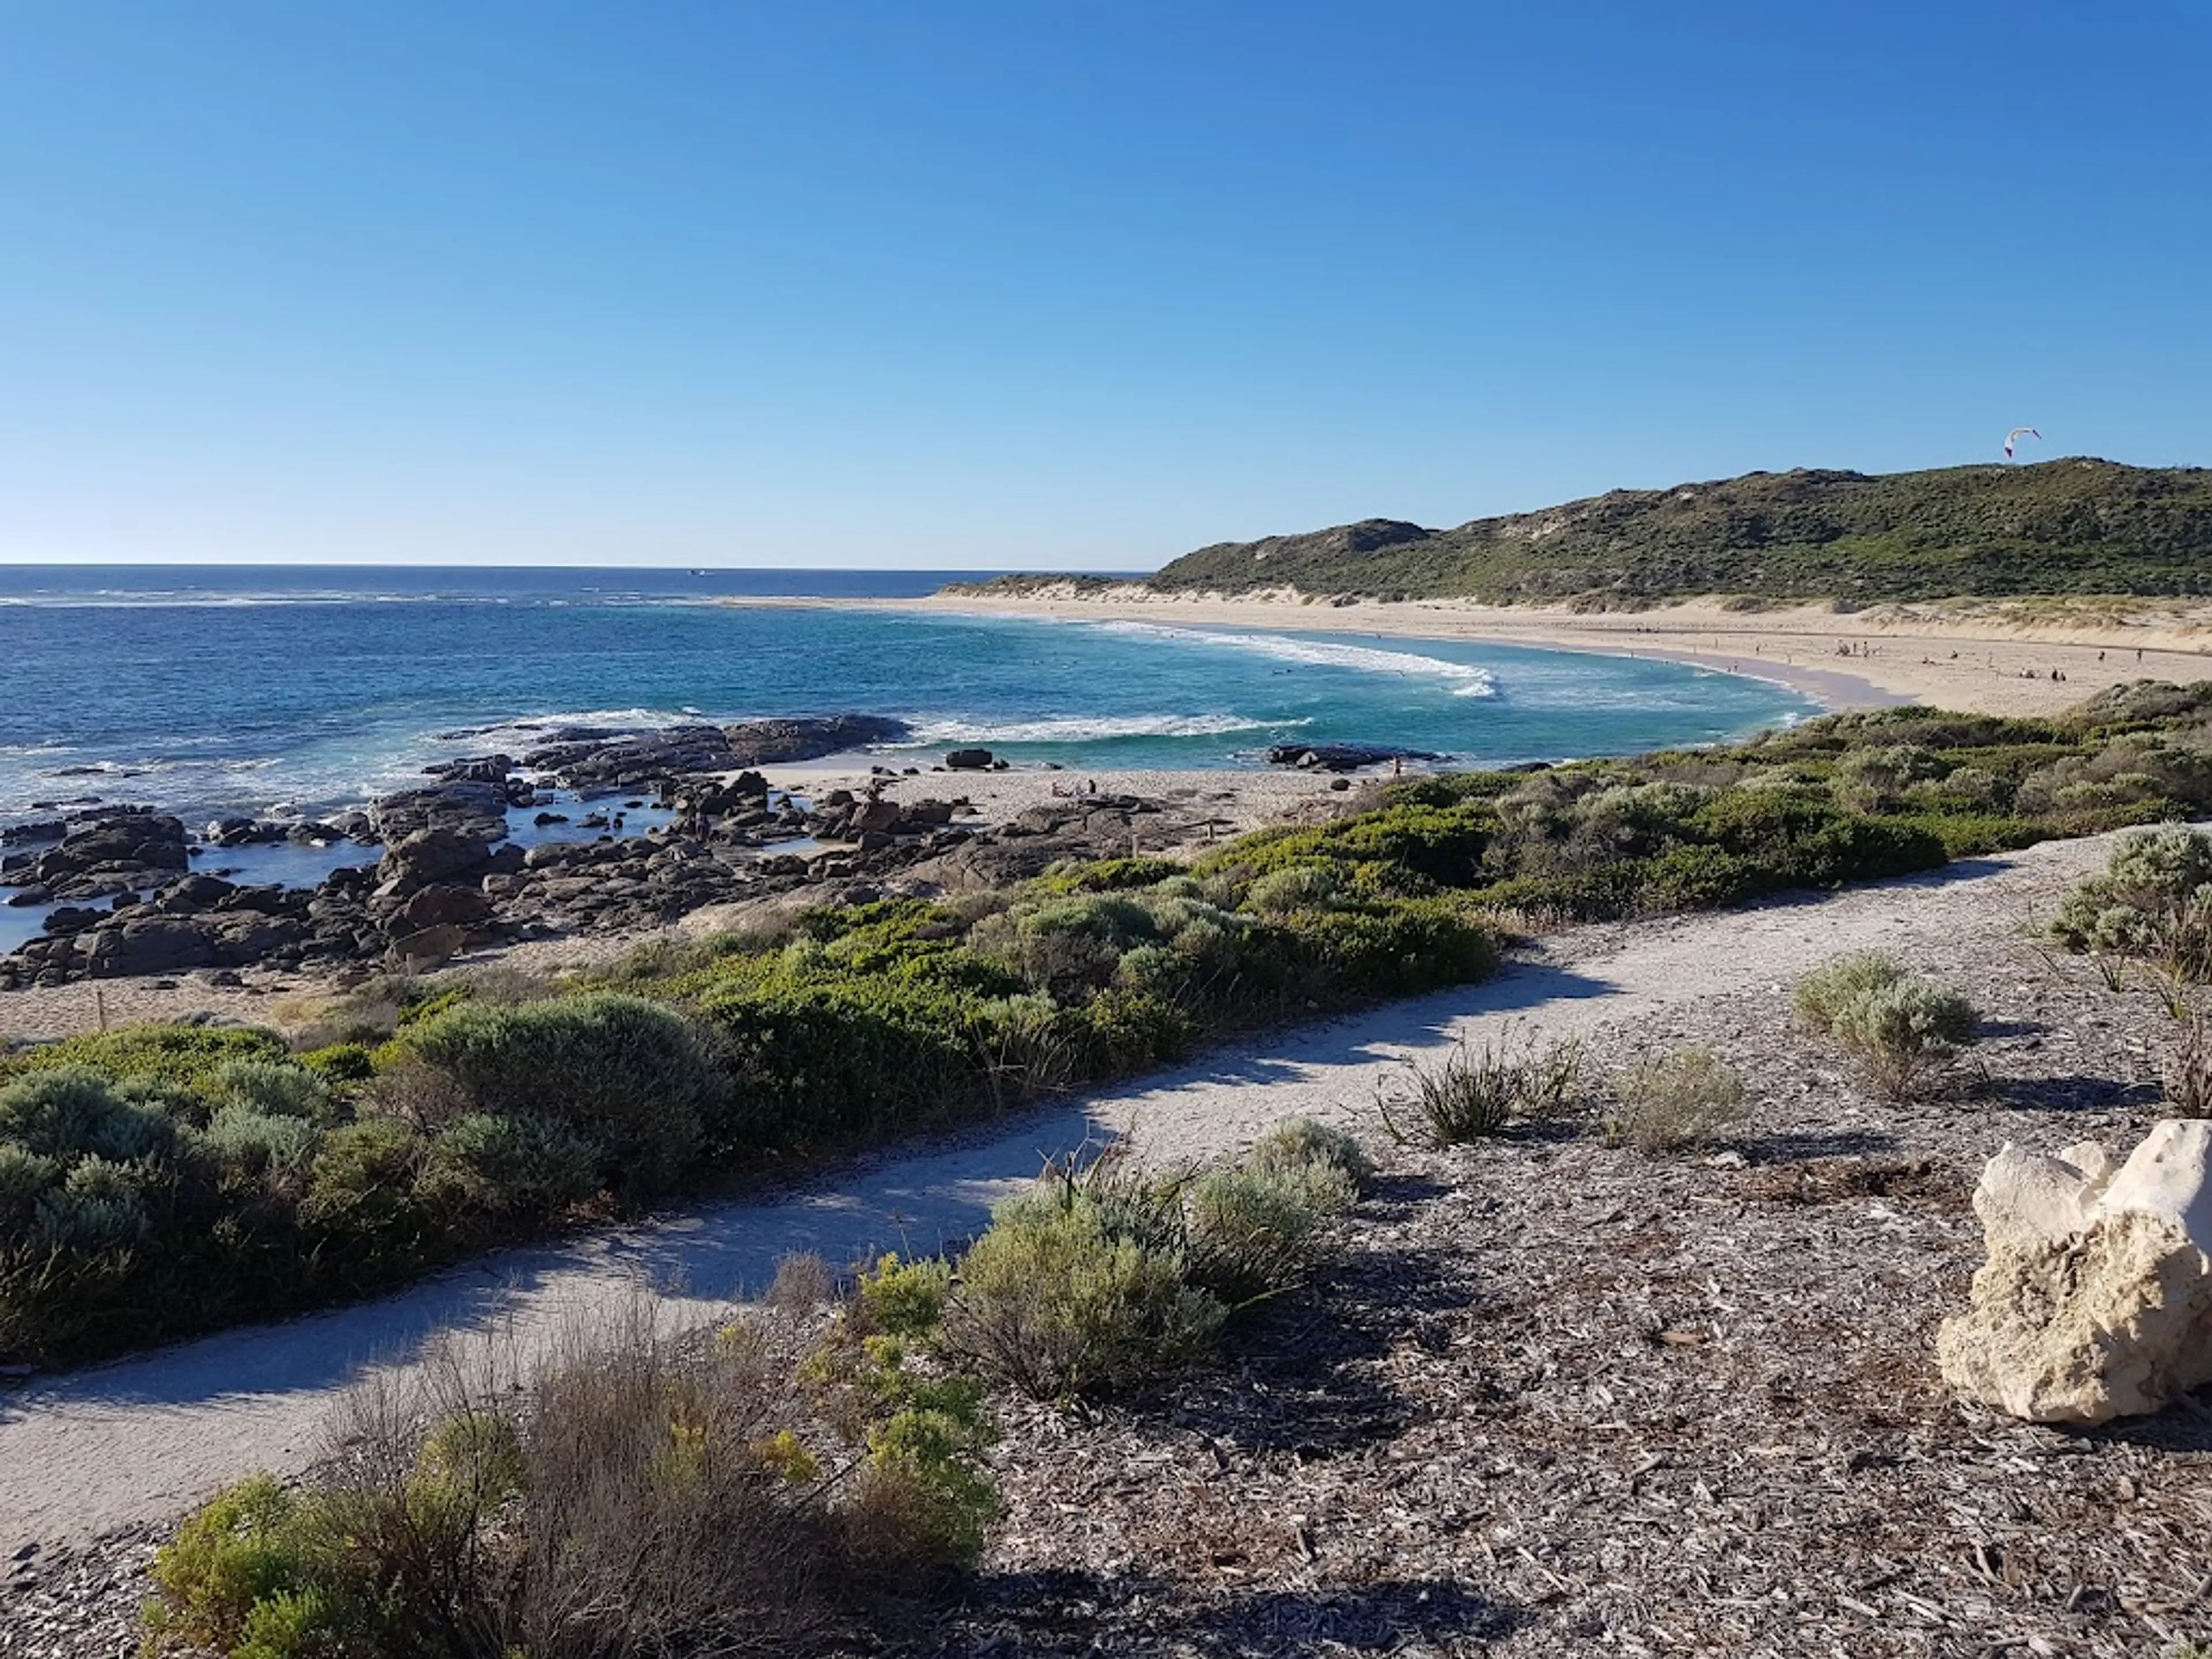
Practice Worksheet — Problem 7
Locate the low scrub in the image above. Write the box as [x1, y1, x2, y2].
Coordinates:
[1795, 953, 1980, 1099]
[25, 685, 2212, 1366]
[1378, 1031, 1582, 1146]
[146, 1300, 996, 1659]
[936, 1127, 1365, 1402]
[1607, 1046, 1751, 1154]
[2048, 824, 2212, 982]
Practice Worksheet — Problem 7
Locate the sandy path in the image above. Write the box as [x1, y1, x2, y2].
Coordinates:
[744, 589, 2212, 718]
[0, 827, 2128, 1550]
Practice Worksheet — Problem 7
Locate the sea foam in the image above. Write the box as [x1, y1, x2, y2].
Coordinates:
[1090, 622, 1499, 697]
[902, 713, 1298, 745]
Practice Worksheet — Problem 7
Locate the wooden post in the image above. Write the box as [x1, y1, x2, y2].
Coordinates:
[95, 983, 108, 1032]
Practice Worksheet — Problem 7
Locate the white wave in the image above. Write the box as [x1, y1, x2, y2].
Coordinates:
[1089, 621, 1498, 697]
[0, 590, 444, 608]
[427, 707, 715, 747]
[900, 713, 1301, 745]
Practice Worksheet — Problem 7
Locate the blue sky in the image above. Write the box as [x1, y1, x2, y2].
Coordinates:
[2, 2, 2206, 569]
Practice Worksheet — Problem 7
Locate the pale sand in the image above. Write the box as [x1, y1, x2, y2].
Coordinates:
[732, 588, 2212, 719]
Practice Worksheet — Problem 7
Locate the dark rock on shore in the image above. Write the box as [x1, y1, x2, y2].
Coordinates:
[520, 725, 741, 793]
[369, 781, 511, 843]
[378, 826, 500, 888]
[422, 753, 516, 784]
[721, 714, 908, 767]
[1265, 741, 1448, 772]
[944, 748, 995, 771]
[0, 812, 191, 904]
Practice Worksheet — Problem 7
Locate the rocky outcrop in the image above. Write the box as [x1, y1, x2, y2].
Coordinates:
[378, 827, 501, 888]
[721, 715, 907, 767]
[1937, 1122, 2212, 1424]
[520, 725, 741, 793]
[369, 781, 512, 844]
[0, 810, 191, 904]
[1265, 742, 1448, 772]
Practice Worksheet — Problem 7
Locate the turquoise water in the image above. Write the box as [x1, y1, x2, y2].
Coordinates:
[0, 566, 1815, 821]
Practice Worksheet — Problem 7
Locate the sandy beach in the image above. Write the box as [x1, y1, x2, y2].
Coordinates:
[9, 588, 2210, 1043]
[744, 588, 2212, 719]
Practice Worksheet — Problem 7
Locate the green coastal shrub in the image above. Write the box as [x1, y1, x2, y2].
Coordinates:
[1244, 1115, 1374, 1194]
[1831, 977, 1981, 1098]
[938, 1126, 1362, 1401]
[944, 1180, 1221, 1401]
[2050, 825, 2212, 980]
[1796, 953, 1980, 1098]
[0, 1067, 175, 1163]
[396, 994, 726, 1195]
[0, 1024, 290, 1092]
[1793, 953, 1904, 1031]
[149, 1289, 1002, 1659]
[415, 1112, 602, 1219]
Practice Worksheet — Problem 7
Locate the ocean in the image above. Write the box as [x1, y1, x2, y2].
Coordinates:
[0, 565, 1814, 825]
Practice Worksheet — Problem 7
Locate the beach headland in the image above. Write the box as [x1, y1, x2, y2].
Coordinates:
[721, 588, 2212, 718]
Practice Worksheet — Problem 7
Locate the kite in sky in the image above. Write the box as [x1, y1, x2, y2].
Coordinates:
[2005, 426, 2041, 459]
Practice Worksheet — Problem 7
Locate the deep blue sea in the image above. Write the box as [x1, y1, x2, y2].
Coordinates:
[0, 565, 1815, 824]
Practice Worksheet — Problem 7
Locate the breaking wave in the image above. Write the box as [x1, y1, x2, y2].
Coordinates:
[902, 713, 1299, 745]
[1088, 622, 1499, 697]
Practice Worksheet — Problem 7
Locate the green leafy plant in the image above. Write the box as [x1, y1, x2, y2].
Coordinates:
[1796, 957, 1981, 1099]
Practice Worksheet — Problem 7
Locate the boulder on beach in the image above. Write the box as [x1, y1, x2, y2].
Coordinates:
[82, 918, 222, 978]
[1937, 1121, 2212, 1424]
[944, 748, 995, 771]
[1264, 741, 1448, 772]
[389, 882, 494, 934]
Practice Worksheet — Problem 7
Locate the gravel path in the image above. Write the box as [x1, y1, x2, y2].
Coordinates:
[0, 829, 2129, 1555]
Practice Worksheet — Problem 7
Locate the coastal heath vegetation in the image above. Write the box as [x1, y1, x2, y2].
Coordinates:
[146, 1123, 1362, 1658]
[9, 681, 2212, 1365]
[981, 459, 2212, 605]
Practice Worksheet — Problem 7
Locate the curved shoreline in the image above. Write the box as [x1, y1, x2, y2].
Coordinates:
[717, 590, 2212, 718]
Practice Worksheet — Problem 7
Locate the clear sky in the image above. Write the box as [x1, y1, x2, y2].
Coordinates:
[3, 2, 2207, 569]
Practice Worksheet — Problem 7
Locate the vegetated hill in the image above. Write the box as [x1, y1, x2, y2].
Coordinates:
[1138, 459, 2212, 605]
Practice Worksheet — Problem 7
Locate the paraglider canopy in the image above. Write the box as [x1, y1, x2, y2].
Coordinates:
[2004, 426, 2041, 459]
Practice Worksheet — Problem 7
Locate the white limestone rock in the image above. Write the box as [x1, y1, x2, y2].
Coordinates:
[1937, 1120, 2212, 1425]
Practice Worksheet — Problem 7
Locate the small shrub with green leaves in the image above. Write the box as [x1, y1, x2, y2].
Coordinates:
[1608, 1046, 1750, 1154]
[2049, 825, 2212, 980]
[1379, 1032, 1582, 1145]
[933, 1127, 1364, 1399]
[1830, 976, 1981, 1099]
[941, 1176, 1223, 1401]
[396, 993, 727, 1196]
[414, 1112, 603, 1220]
[1791, 953, 1904, 1031]
[1244, 863, 1343, 915]
[1244, 1115, 1374, 1195]
[1184, 1155, 1357, 1305]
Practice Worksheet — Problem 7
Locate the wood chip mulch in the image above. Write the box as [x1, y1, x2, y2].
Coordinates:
[912, 945, 2212, 1659]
